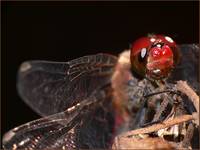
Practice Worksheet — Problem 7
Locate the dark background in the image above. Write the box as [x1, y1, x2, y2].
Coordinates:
[1, 1, 199, 138]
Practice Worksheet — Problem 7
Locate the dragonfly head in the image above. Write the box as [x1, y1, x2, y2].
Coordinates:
[130, 35, 178, 80]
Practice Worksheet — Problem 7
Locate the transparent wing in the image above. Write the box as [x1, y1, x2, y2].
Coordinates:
[3, 88, 110, 149]
[17, 53, 117, 116]
[3, 111, 79, 149]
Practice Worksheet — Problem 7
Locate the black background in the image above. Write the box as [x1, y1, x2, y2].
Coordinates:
[1, 1, 199, 138]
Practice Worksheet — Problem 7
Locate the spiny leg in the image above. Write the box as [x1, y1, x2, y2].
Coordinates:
[140, 90, 181, 127]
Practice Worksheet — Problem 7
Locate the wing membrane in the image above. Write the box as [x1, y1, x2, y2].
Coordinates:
[17, 53, 117, 116]
[3, 88, 108, 149]
[3, 106, 80, 149]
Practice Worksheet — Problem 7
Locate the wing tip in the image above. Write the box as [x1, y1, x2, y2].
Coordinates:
[2, 130, 16, 144]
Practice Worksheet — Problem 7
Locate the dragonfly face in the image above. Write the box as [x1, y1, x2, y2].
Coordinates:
[130, 34, 180, 80]
[3, 44, 199, 149]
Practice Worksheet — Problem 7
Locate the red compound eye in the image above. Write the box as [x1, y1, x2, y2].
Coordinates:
[153, 35, 180, 65]
[156, 35, 177, 48]
[131, 37, 151, 56]
[130, 34, 179, 80]
[130, 37, 151, 78]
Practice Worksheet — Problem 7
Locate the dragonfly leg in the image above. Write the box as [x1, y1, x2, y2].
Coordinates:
[143, 89, 181, 98]
[140, 89, 179, 126]
[140, 92, 182, 128]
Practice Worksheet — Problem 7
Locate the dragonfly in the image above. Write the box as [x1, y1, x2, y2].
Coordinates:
[3, 34, 199, 149]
